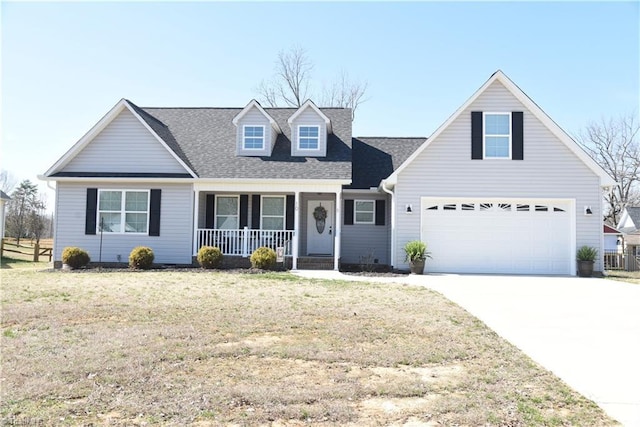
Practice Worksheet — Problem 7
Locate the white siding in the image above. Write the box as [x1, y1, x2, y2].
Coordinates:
[62, 109, 187, 174]
[290, 109, 327, 157]
[235, 108, 274, 156]
[54, 182, 193, 264]
[341, 193, 390, 265]
[394, 81, 604, 272]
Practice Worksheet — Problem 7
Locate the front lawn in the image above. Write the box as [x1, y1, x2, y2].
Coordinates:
[1, 269, 616, 426]
[605, 270, 640, 285]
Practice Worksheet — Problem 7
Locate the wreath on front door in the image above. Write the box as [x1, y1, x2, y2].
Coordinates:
[313, 205, 327, 221]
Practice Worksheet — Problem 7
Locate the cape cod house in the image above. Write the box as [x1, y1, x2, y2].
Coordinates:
[40, 71, 615, 275]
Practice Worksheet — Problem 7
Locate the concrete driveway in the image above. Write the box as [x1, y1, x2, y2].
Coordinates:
[293, 271, 640, 426]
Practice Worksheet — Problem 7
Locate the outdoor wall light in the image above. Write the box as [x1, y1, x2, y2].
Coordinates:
[406, 204, 413, 213]
[584, 206, 593, 215]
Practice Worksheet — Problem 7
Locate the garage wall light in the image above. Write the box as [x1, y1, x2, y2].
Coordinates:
[405, 204, 413, 214]
[584, 206, 593, 215]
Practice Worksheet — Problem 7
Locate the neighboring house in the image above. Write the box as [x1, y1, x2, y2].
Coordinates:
[0, 190, 10, 239]
[603, 224, 623, 252]
[40, 71, 615, 275]
[618, 207, 640, 256]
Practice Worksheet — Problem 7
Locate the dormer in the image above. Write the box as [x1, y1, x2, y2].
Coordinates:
[288, 100, 332, 157]
[232, 100, 281, 157]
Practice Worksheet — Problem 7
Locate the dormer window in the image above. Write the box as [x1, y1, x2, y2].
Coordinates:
[298, 126, 320, 150]
[243, 126, 265, 150]
[483, 113, 511, 159]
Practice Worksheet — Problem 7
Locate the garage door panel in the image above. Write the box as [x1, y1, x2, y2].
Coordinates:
[421, 198, 572, 275]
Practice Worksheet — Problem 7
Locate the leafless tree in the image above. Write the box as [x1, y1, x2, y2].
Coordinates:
[577, 113, 640, 225]
[255, 47, 368, 120]
[0, 169, 17, 194]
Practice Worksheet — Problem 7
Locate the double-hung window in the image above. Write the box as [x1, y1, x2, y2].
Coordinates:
[354, 200, 375, 224]
[484, 113, 511, 159]
[98, 190, 149, 233]
[216, 196, 239, 229]
[298, 126, 319, 150]
[261, 196, 285, 230]
[243, 126, 264, 150]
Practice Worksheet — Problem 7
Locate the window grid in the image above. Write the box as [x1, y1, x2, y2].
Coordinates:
[483, 113, 511, 159]
[261, 196, 285, 230]
[215, 196, 240, 229]
[298, 126, 320, 150]
[97, 190, 149, 234]
[243, 126, 265, 150]
[354, 200, 375, 224]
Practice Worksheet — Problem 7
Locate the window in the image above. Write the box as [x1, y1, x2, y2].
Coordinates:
[216, 196, 239, 229]
[298, 126, 319, 150]
[261, 196, 285, 230]
[484, 113, 511, 158]
[354, 200, 375, 224]
[243, 126, 264, 150]
[98, 190, 149, 233]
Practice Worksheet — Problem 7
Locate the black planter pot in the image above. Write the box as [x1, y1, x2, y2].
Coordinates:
[409, 259, 425, 275]
[577, 260, 594, 277]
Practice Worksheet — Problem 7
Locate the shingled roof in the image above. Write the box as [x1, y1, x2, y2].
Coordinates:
[136, 104, 353, 180]
[624, 206, 640, 231]
[349, 137, 426, 189]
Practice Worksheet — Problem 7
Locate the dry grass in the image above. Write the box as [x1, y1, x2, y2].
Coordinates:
[605, 270, 640, 284]
[1, 269, 616, 426]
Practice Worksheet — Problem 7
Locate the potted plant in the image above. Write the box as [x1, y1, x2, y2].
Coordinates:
[404, 240, 432, 274]
[576, 245, 597, 277]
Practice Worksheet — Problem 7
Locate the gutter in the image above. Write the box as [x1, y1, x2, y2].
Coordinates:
[380, 179, 395, 269]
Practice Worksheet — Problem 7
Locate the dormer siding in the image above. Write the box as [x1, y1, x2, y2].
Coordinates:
[235, 108, 276, 157]
[290, 108, 328, 157]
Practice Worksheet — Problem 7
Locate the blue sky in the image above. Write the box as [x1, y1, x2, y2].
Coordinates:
[1, 1, 638, 204]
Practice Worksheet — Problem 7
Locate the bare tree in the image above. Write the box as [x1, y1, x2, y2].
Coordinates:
[255, 47, 368, 120]
[6, 179, 39, 245]
[0, 169, 17, 194]
[577, 113, 640, 225]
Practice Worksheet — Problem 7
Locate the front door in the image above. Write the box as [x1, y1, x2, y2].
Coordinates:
[307, 200, 334, 255]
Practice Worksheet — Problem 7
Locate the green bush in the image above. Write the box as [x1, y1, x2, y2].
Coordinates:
[61, 246, 90, 269]
[129, 246, 154, 270]
[576, 245, 598, 262]
[197, 246, 223, 269]
[403, 240, 432, 262]
[250, 246, 277, 270]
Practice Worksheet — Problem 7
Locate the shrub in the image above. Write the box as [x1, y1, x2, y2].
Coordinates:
[403, 240, 432, 262]
[250, 246, 277, 270]
[576, 245, 598, 262]
[197, 246, 223, 269]
[129, 246, 154, 270]
[61, 246, 90, 269]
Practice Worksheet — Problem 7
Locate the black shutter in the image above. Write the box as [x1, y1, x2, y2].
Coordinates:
[251, 195, 261, 229]
[471, 111, 483, 160]
[512, 111, 524, 160]
[344, 199, 354, 225]
[205, 194, 215, 228]
[240, 195, 249, 228]
[375, 199, 386, 226]
[285, 195, 295, 230]
[85, 188, 97, 235]
[149, 189, 161, 236]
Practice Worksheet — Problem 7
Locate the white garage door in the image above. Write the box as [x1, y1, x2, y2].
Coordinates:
[421, 198, 574, 275]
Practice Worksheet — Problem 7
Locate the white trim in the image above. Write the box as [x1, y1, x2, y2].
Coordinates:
[483, 112, 512, 159]
[232, 99, 281, 133]
[44, 99, 197, 178]
[353, 199, 375, 224]
[242, 125, 266, 151]
[287, 100, 332, 133]
[215, 195, 240, 230]
[297, 125, 321, 151]
[385, 70, 616, 187]
[260, 195, 286, 230]
[97, 189, 150, 235]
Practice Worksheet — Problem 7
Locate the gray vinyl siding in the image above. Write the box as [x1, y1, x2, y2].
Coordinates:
[235, 108, 275, 156]
[62, 109, 187, 174]
[341, 193, 390, 265]
[290, 109, 328, 157]
[394, 80, 604, 272]
[54, 182, 193, 264]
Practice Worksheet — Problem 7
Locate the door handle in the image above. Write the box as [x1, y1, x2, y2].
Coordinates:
[329, 226, 332, 235]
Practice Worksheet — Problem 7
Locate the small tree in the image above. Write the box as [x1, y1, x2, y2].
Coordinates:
[6, 180, 39, 245]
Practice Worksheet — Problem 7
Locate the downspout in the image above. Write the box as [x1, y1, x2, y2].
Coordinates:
[381, 179, 395, 269]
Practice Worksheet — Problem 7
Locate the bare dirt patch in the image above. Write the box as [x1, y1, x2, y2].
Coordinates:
[1, 269, 617, 426]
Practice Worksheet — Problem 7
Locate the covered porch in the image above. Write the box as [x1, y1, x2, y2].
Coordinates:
[192, 182, 345, 270]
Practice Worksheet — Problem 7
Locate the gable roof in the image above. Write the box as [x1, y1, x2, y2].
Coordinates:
[44, 99, 197, 178]
[232, 99, 282, 133]
[349, 137, 426, 189]
[0, 190, 10, 201]
[139, 106, 352, 180]
[623, 206, 640, 229]
[383, 70, 616, 187]
[288, 100, 333, 133]
[604, 224, 622, 234]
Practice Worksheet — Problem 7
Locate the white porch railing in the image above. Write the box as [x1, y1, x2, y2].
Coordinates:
[196, 227, 293, 257]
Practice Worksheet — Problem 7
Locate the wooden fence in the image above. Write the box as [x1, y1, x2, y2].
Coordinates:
[604, 249, 639, 272]
[0, 239, 52, 262]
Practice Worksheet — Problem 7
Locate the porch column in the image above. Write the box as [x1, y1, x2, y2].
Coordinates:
[334, 190, 342, 271]
[292, 191, 301, 270]
[192, 189, 200, 256]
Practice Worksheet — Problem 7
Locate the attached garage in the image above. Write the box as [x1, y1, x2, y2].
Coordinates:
[421, 197, 575, 275]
